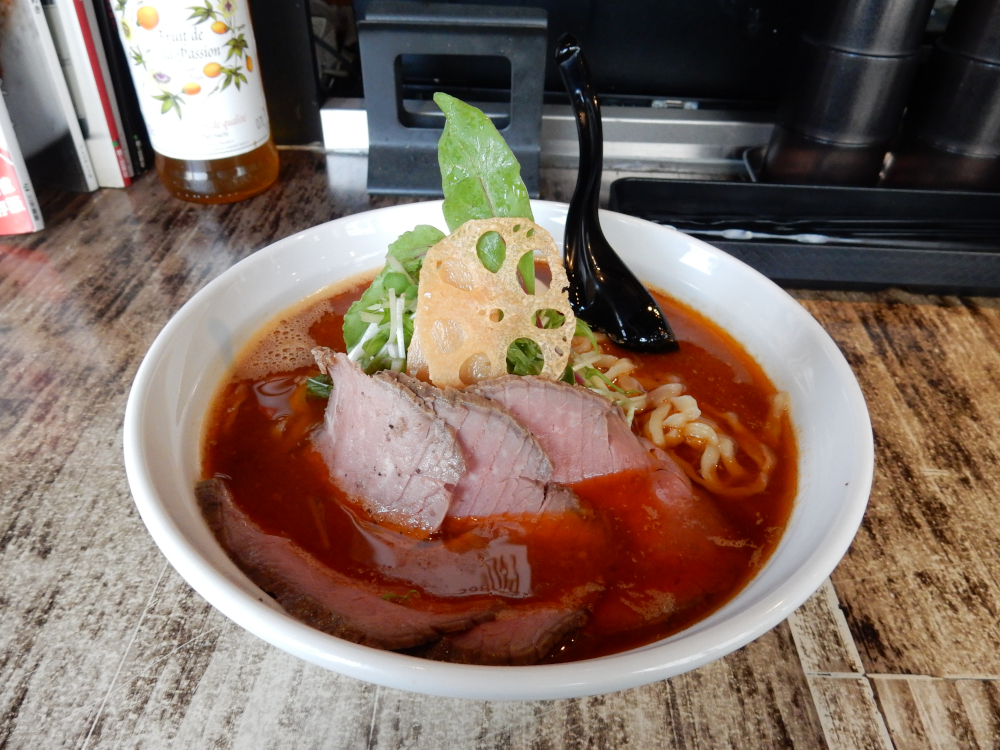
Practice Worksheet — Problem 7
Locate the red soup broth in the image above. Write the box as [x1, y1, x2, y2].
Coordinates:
[202, 276, 796, 663]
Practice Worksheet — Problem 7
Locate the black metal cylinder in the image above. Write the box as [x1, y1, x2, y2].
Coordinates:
[775, 39, 920, 145]
[763, 125, 891, 184]
[882, 0, 1000, 190]
[762, 0, 934, 186]
[901, 49, 1000, 157]
[805, 0, 936, 54]
[939, 0, 1000, 64]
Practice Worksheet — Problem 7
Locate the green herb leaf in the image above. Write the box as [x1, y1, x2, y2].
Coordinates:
[342, 225, 446, 365]
[381, 272, 409, 295]
[381, 589, 419, 604]
[561, 362, 575, 384]
[575, 317, 599, 351]
[506, 338, 544, 376]
[517, 251, 535, 294]
[434, 92, 533, 233]
[363, 329, 391, 359]
[476, 231, 505, 273]
[537, 309, 565, 329]
[389, 224, 446, 278]
[306, 374, 333, 399]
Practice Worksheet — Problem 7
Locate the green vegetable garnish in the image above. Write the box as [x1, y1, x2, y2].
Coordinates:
[506, 338, 544, 376]
[342, 224, 445, 373]
[342, 95, 535, 375]
[305, 374, 333, 399]
[381, 589, 419, 604]
[538, 309, 566, 329]
[517, 251, 535, 294]
[476, 231, 506, 273]
[435, 92, 534, 233]
[575, 318, 599, 350]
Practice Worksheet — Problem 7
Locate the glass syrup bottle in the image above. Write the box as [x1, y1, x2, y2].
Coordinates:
[112, 0, 279, 203]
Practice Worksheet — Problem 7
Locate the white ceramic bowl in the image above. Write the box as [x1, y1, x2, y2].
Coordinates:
[124, 200, 873, 700]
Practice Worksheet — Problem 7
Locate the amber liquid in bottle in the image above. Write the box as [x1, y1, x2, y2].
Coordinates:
[155, 139, 280, 204]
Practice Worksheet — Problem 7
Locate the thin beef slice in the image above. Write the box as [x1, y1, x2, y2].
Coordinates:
[196, 478, 495, 650]
[423, 606, 589, 666]
[472, 376, 650, 483]
[312, 348, 465, 535]
[384, 372, 580, 518]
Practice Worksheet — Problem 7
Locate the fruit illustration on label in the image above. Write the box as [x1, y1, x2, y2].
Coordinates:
[136, 5, 158, 29]
[120, 0, 262, 122]
[111, 0, 277, 201]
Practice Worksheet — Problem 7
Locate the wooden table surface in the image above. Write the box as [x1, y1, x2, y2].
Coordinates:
[2, 150, 998, 749]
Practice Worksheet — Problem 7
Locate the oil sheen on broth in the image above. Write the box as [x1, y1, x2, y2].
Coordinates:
[201, 273, 796, 663]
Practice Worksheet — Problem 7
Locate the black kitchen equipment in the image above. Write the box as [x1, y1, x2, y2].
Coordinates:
[357, 1, 547, 196]
[609, 178, 1000, 295]
[762, 0, 935, 185]
[353, 0, 812, 104]
[882, 0, 1000, 190]
[555, 35, 678, 352]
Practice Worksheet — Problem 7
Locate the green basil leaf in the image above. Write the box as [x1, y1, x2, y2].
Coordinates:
[387, 225, 446, 278]
[434, 92, 533, 232]
[363, 329, 390, 359]
[343, 224, 445, 353]
[538, 309, 565, 329]
[517, 251, 535, 295]
[382, 272, 409, 295]
[506, 337, 544, 376]
[476, 231, 506, 273]
[306, 374, 333, 399]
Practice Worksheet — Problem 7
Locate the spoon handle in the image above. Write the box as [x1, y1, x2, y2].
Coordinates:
[555, 35, 678, 353]
[555, 35, 603, 311]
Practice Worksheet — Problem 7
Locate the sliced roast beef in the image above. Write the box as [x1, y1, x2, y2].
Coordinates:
[312, 348, 465, 535]
[384, 372, 581, 518]
[423, 606, 588, 666]
[345, 506, 534, 598]
[196, 478, 495, 650]
[640, 437, 695, 505]
[471, 376, 650, 484]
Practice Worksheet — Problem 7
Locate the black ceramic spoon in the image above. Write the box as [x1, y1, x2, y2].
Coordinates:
[555, 34, 679, 353]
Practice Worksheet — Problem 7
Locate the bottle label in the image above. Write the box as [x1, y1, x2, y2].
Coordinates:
[112, 0, 271, 161]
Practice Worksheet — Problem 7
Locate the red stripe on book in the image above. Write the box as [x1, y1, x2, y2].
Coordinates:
[72, 0, 131, 186]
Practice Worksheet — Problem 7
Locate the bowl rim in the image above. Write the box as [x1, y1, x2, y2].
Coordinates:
[123, 199, 874, 700]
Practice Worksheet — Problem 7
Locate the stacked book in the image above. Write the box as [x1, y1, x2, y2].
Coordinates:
[0, 0, 154, 234]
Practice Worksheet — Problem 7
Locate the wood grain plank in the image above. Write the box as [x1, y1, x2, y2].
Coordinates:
[871, 676, 1000, 750]
[366, 621, 824, 750]
[788, 578, 864, 676]
[0, 461, 171, 749]
[796, 291, 1000, 677]
[804, 677, 893, 750]
[76, 570, 376, 750]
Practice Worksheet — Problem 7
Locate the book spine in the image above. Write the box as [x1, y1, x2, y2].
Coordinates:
[71, 0, 131, 185]
[93, 0, 152, 173]
[32, 0, 99, 191]
[0, 94, 44, 234]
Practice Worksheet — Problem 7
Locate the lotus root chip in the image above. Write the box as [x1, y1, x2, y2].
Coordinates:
[410, 218, 575, 388]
